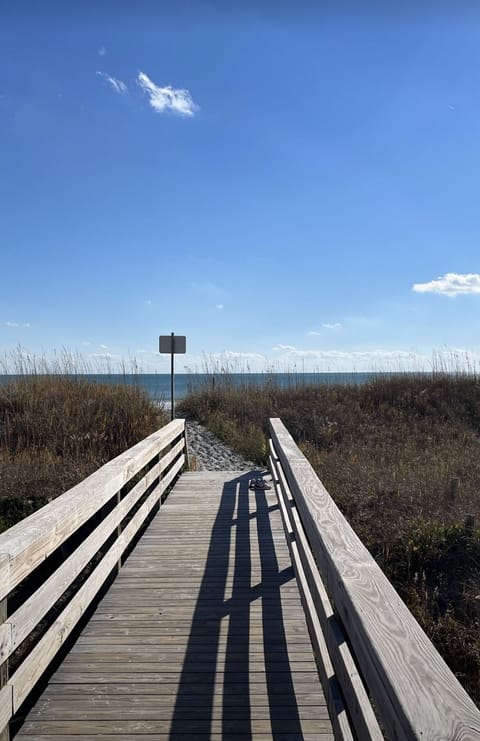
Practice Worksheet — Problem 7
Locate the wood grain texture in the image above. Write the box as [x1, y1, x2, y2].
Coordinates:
[269, 449, 355, 741]
[0, 684, 12, 740]
[0, 420, 185, 601]
[14, 470, 334, 740]
[270, 441, 383, 741]
[5, 460, 162, 660]
[10, 455, 184, 714]
[270, 418, 480, 741]
[0, 597, 9, 741]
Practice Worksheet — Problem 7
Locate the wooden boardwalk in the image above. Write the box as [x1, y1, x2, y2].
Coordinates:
[15, 471, 333, 740]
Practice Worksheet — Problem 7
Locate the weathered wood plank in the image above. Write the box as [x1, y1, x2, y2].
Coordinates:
[13, 735, 333, 741]
[47, 670, 321, 685]
[4, 461, 162, 659]
[270, 417, 480, 741]
[0, 595, 9, 741]
[0, 420, 185, 601]
[9, 456, 184, 713]
[14, 468, 333, 739]
[17, 718, 334, 734]
[40, 684, 325, 701]
[0, 684, 12, 739]
[270, 450, 355, 741]
[27, 701, 331, 721]
[271, 443, 382, 741]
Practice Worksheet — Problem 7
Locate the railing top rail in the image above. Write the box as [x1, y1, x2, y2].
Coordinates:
[269, 417, 480, 741]
[0, 418, 185, 601]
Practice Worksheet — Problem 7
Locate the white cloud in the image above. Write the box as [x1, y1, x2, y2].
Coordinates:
[322, 322, 342, 330]
[98, 46, 107, 57]
[221, 351, 266, 362]
[4, 321, 30, 328]
[216, 304, 224, 310]
[273, 344, 296, 351]
[137, 71, 199, 117]
[205, 350, 266, 362]
[412, 273, 480, 297]
[96, 71, 127, 95]
[308, 324, 342, 335]
[272, 344, 427, 368]
[99, 344, 109, 350]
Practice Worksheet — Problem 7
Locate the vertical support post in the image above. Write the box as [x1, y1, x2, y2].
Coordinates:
[115, 487, 123, 574]
[0, 597, 9, 741]
[171, 331, 175, 421]
[183, 420, 190, 471]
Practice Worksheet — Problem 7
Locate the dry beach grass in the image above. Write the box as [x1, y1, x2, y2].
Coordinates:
[0, 370, 168, 531]
[179, 371, 480, 704]
[1, 361, 480, 704]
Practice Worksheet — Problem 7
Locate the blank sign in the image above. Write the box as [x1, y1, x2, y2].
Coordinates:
[159, 335, 186, 354]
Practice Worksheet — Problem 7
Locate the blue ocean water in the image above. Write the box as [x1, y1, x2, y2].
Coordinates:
[0, 372, 382, 402]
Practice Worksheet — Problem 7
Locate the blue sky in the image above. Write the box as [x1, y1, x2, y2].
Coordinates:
[2, 2, 480, 372]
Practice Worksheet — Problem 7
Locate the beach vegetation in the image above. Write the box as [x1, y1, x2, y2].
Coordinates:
[178, 369, 480, 703]
[0, 355, 167, 532]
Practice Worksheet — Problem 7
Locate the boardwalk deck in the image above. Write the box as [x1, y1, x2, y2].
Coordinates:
[14, 471, 333, 740]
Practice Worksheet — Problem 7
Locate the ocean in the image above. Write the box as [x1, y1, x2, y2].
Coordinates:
[0, 372, 382, 403]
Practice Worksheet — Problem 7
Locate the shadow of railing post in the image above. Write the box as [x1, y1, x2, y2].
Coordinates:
[169, 472, 300, 739]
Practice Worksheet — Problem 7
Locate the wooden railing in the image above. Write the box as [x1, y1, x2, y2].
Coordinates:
[268, 417, 480, 741]
[0, 418, 187, 740]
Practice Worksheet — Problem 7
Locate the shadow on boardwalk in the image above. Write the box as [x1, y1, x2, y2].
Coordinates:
[169, 472, 301, 739]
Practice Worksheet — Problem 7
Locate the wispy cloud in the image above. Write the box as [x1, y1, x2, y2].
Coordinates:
[213, 351, 266, 362]
[4, 321, 30, 328]
[273, 344, 427, 367]
[96, 71, 127, 95]
[322, 322, 342, 330]
[216, 304, 224, 310]
[137, 71, 199, 117]
[412, 273, 480, 297]
[99, 344, 109, 350]
[98, 46, 107, 57]
[308, 323, 342, 333]
[273, 344, 296, 351]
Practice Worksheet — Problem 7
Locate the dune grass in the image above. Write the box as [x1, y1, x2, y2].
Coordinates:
[178, 371, 480, 703]
[0, 368, 168, 532]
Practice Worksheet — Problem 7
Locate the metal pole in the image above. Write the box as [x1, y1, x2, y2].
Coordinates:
[171, 331, 175, 421]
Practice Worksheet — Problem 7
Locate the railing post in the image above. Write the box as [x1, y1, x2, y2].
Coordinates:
[269, 417, 480, 739]
[183, 421, 190, 471]
[0, 597, 9, 741]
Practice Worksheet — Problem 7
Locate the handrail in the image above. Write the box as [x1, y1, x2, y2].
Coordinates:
[0, 419, 187, 739]
[269, 417, 480, 741]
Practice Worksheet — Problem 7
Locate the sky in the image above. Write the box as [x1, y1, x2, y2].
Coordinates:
[2, 1, 480, 373]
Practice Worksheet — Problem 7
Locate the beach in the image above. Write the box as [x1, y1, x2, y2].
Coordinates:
[180, 415, 259, 471]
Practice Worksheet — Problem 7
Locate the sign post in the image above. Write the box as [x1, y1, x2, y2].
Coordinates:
[159, 333, 186, 420]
